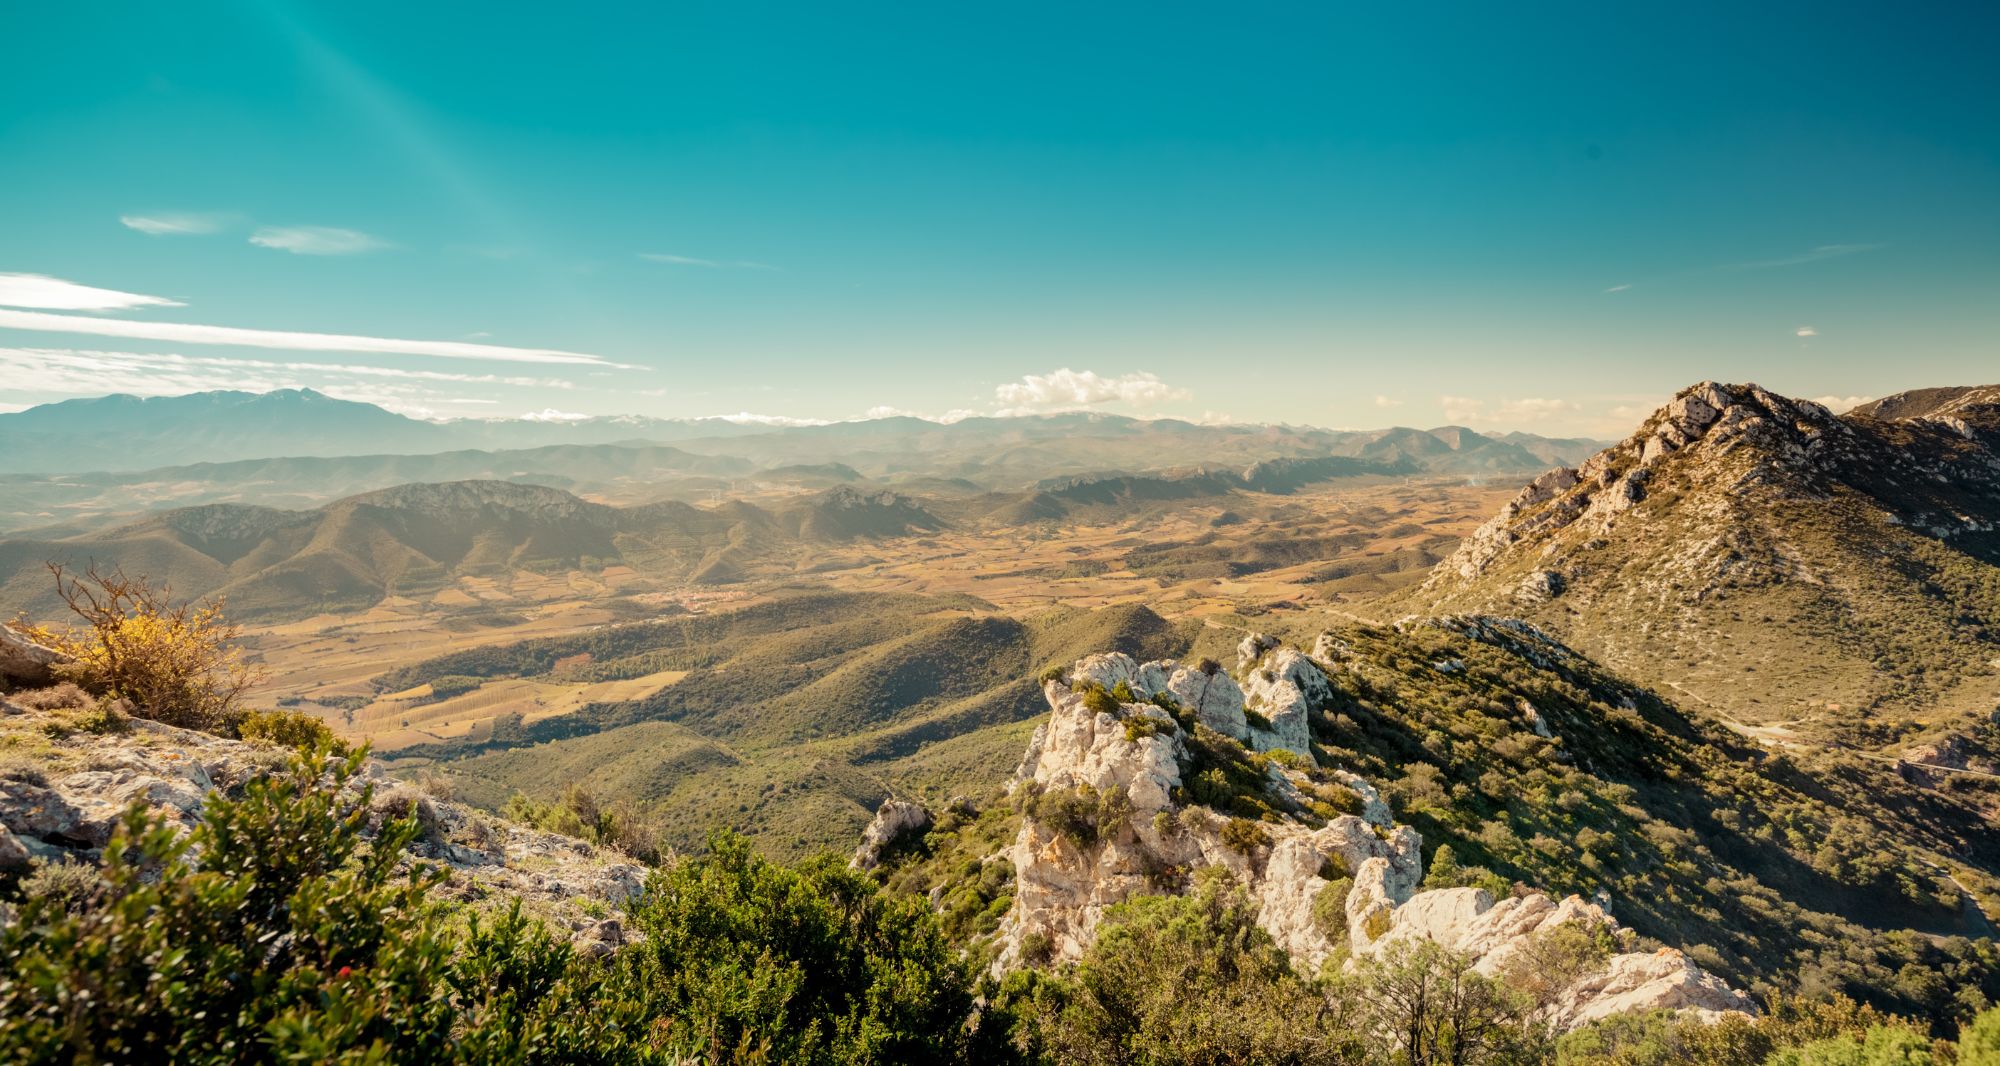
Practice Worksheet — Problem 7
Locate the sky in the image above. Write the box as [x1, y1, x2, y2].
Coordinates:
[2, 1, 1996, 436]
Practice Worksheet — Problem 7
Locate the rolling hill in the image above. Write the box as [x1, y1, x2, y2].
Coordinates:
[371, 590, 1219, 858]
[0, 480, 951, 619]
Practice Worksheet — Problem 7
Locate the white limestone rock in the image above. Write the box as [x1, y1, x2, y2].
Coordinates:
[1163, 664, 1248, 740]
[1241, 648, 1326, 764]
[851, 798, 933, 870]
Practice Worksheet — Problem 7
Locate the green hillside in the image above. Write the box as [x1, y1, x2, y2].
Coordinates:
[389, 591, 1218, 858]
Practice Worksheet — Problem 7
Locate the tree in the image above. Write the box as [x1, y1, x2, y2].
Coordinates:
[1347, 938, 1538, 1066]
[20, 562, 258, 731]
[1014, 868, 1352, 1065]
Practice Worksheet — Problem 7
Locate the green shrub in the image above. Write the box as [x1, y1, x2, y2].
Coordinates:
[1221, 816, 1269, 854]
[623, 832, 974, 1064]
[15, 858, 102, 916]
[236, 709, 349, 755]
[1023, 784, 1132, 848]
[1312, 877, 1353, 940]
[1076, 682, 1121, 716]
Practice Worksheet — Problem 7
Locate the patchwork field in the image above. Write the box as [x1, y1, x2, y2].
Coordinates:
[230, 478, 1512, 766]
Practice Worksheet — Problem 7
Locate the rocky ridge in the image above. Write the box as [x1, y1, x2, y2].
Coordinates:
[978, 631, 1752, 1031]
[1426, 381, 2000, 602]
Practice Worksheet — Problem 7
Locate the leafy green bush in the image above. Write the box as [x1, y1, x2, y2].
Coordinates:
[235, 708, 349, 755]
[1220, 816, 1270, 854]
[1021, 784, 1132, 848]
[1312, 877, 1354, 940]
[0, 745, 466, 1061]
[621, 832, 975, 1064]
[1075, 682, 1120, 717]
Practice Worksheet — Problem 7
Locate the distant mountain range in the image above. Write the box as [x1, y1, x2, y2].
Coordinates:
[0, 388, 1601, 475]
[0, 389, 1605, 533]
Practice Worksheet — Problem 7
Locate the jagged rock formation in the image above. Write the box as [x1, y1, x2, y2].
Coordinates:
[0, 696, 644, 940]
[0, 625, 67, 686]
[1406, 380, 2000, 721]
[991, 634, 1752, 1030]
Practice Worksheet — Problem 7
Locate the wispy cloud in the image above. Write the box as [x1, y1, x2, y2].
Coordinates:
[250, 225, 390, 255]
[1372, 395, 1404, 408]
[1795, 326, 1818, 337]
[0, 348, 579, 418]
[639, 252, 779, 270]
[121, 212, 228, 236]
[0, 307, 621, 366]
[993, 368, 1191, 415]
[1603, 283, 1631, 293]
[1811, 395, 1872, 413]
[640, 252, 720, 267]
[1722, 243, 1881, 270]
[0, 273, 184, 312]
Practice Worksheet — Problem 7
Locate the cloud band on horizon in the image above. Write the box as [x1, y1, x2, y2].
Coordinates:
[0, 308, 627, 366]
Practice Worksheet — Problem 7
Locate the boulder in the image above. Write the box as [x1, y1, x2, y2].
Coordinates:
[850, 798, 932, 870]
[0, 625, 69, 687]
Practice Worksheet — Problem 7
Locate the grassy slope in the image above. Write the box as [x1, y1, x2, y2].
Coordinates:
[878, 613, 2000, 1026]
[396, 591, 1219, 859]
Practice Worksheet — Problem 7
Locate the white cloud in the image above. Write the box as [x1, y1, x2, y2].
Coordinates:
[1604, 283, 1631, 293]
[0, 307, 620, 365]
[861, 405, 975, 424]
[640, 250, 720, 264]
[121, 212, 226, 236]
[250, 226, 389, 255]
[1440, 395, 1580, 426]
[702, 411, 832, 427]
[1723, 243, 1880, 270]
[0, 273, 184, 312]
[992, 368, 1190, 414]
[1372, 395, 1403, 408]
[1811, 395, 1873, 413]
[1795, 326, 1818, 337]
[521, 408, 592, 422]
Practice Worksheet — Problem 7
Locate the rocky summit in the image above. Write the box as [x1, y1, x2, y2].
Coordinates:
[1403, 380, 2000, 726]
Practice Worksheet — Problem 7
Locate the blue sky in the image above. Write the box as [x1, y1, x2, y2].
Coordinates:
[2, 1, 1995, 435]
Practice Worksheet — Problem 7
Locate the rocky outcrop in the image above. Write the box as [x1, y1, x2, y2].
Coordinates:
[997, 652, 1412, 971]
[851, 798, 932, 870]
[1061, 642, 1320, 765]
[992, 635, 1752, 1032]
[0, 625, 69, 687]
[0, 695, 645, 944]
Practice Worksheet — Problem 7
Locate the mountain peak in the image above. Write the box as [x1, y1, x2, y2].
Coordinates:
[1406, 378, 2000, 721]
